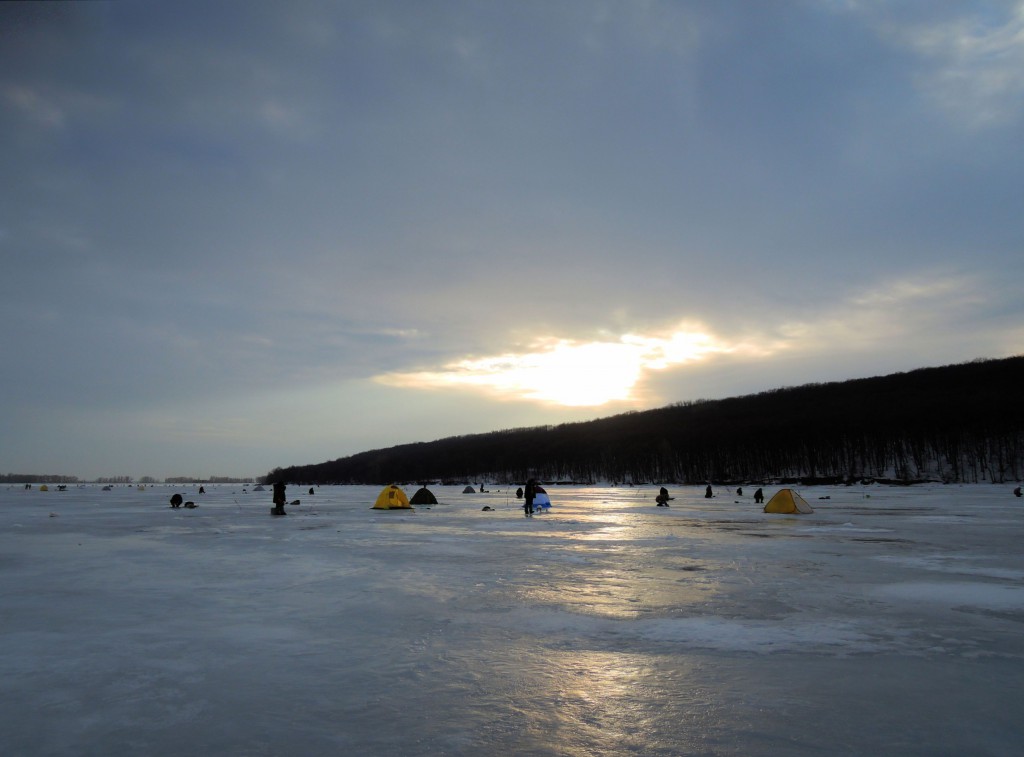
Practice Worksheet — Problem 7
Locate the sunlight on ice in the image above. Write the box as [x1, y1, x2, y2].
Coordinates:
[2, 483, 1023, 755]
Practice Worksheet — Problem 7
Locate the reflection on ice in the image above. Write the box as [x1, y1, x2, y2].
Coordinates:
[874, 581, 1024, 610]
[1, 482, 1023, 755]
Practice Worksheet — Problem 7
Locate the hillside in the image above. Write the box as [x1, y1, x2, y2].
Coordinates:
[265, 356, 1024, 486]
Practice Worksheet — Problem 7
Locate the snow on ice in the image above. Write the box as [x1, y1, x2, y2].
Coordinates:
[2, 482, 1023, 755]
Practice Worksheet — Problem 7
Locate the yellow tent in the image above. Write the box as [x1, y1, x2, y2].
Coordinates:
[371, 484, 412, 510]
[763, 488, 814, 514]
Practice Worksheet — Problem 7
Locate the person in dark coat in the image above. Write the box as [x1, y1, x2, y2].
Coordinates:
[656, 486, 671, 506]
[524, 479, 536, 517]
[705, 484, 713, 499]
[169, 493, 183, 508]
[272, 481, 287, 515]
[754, 487, 764, 504]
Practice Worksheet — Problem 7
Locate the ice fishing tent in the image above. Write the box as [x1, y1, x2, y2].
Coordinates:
[410, 486, 437, 505]
[372, 484, 412, 510]
[462, 485, 475, 494]
[533, 485, 552, 510]
[763, 489, 814, 514]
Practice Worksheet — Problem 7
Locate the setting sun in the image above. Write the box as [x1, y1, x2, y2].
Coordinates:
[377, 325, 731, 407]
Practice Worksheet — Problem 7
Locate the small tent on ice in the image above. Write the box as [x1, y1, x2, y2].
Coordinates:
[410, 486, 437, 505]
[763, 488, 814, 514]
[462, 485, 476, 494]
[372, 484, 412, 510]
[533, 485, 552, 511]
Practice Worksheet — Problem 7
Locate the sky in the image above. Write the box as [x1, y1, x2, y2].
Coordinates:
[1, 0, 1022, 481]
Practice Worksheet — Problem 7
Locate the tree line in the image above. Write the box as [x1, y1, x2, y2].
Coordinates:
[0, 474, 80, 484]
[264, 356, 1024, 486]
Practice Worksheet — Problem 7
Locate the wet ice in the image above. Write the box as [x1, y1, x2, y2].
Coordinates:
[2, 483, 1022, 755]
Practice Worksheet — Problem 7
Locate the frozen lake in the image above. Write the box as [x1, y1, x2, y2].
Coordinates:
[2, 482, 1023, 756]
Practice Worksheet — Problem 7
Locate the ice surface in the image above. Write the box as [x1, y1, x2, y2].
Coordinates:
[2, 482, 1023, 755]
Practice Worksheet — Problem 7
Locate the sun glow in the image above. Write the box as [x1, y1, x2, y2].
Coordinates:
[377, 326, 730, 407]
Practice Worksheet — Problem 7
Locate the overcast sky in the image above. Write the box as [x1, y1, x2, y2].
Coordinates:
[2, 0, 1021, 480]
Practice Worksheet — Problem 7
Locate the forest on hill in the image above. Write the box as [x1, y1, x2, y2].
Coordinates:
[264, 356, 1024, 486]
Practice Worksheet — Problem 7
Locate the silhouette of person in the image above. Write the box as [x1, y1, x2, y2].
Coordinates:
[705, 485, 713, 499]
[656, 486, 671, 506]
[272, 481, 287, 515]
[524, 479, 536, 517]
[754, 488, 764, 504]
[1014, 486, 1022, 498]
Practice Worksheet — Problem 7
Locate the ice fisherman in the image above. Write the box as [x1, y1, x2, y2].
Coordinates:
[656, 486, 671, 506]
[1014, 486, 1022, 498]
[754, 487, 764, 504]
[272, 481, 287, 516]
[705, 484, 713, 499]
[524, 478, 537, 517]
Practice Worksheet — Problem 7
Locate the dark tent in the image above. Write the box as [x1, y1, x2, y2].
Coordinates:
[410, 487, 438, 505]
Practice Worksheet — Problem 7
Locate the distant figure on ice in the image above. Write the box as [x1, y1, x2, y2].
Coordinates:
[656, 487, 672, 506]
[705, 485, 713, 499]
[169, 493, 183, 509]
[198, 486, 205, 494]
[272, 481, 287, 516]
[309, 487, 315, 495]
[754, 487, 764, 504]
[1014, 486, 1022, 498]
[516, 487, 523, 498]
[736, 487, 743, 496]
[524, 478, 537, 517]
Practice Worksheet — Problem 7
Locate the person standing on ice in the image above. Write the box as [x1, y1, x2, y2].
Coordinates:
[754, 487, 764, 504]
[523, 478, 536, 517]
[705, 484, 713, 499]
[272, 481, 287, 516]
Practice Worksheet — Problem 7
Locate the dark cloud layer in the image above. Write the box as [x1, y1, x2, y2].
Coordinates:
[1, 1, 1021, 477]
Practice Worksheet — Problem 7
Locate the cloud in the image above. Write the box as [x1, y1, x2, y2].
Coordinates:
[375, 270, 1019, 409]
[848, 1, 1024, 127]
[376, 318, 745, 407]
[1, 1, 1021, 478]
[3, 84, 66, 129]
[374, 327, 749, 409]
